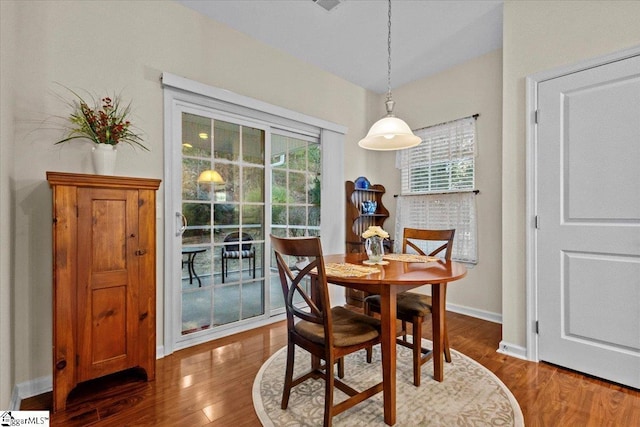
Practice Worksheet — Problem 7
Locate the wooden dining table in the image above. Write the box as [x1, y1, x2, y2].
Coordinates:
[322, 252, 467, 426]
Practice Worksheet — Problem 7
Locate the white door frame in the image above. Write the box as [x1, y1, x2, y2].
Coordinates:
[525, 44, 640, 362]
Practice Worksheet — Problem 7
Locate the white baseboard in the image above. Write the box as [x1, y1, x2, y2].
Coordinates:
[11, 375, 53, 410]
[447, 306, 530, 361]
[11, 348, 166, 410]
[447, 302, 502, 324]
[9, 387, 21, 411]
[497, 340, 529, 360]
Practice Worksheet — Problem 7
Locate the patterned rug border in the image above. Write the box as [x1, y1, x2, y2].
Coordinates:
[252, 338, 524, 426]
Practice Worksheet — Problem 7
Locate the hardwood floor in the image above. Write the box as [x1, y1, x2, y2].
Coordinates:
[21, 311, 639, 426]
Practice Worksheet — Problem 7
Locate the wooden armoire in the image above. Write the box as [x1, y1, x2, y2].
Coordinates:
[47, 172, 161, 412]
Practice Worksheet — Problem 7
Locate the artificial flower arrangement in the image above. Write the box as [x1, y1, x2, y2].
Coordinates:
[53, 87, 148, 150]
[361, 225, 389, 239]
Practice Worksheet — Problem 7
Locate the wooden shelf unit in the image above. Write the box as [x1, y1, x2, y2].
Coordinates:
[344, 179, 389, 306]
[345, 180, 389, 253]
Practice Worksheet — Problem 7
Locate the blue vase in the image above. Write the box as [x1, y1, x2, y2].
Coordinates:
[354, 176, 370, 189]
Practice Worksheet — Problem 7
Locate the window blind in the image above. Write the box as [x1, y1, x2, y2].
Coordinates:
[395, 116, 478, 263]
[396, 116, 475, 195]
[395, 193, 477, 263]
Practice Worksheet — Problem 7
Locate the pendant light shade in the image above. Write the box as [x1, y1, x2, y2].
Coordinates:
[359, 0, 421, 151]
[358, 100, 421, 150]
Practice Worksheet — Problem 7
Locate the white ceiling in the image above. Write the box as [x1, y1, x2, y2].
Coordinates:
[177, 0, 503, 94]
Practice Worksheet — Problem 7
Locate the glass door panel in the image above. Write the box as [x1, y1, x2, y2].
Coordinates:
[268, 133, 321, 312]
[181, 112, 266, 336]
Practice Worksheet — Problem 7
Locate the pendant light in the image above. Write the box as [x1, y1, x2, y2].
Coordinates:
[358, 0, 421, 151]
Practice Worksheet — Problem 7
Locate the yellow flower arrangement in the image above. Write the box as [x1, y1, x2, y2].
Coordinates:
[361, 226, 389, 239]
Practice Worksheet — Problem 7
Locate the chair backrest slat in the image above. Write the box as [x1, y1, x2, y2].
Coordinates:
[271, 235, 333, 339]
[402, 228, 455, 261]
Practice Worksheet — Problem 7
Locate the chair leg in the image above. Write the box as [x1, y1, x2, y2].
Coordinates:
[221, 257, 226, 284]
[401, 320, 409, 343]
[364, 302, 373, 363]
[412, 317, 422, 387]
[337, 357, 344, 379]
[281, 342, 296, 409]
[252, 256, 256, 279]
[444, 325, 452, 363]
[324, 354, 335, 427]
[442, 284, 452, 363]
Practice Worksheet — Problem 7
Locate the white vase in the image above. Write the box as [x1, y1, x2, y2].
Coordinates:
[92, 144, 117, 175]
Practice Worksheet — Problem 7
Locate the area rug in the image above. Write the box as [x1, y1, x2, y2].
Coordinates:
[253, 338, 524, 426]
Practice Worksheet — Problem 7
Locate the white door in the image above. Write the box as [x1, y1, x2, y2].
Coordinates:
[536, 54, 640, 388]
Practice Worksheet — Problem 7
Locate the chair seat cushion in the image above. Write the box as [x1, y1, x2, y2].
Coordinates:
[223, 249, 254, 258]
[365, 292, 433, 317]
[295, 306, 381, 347]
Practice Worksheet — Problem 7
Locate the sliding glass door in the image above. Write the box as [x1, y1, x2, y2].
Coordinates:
[179, 110, 266, 337]
[172, 104, 322, 349]
[162, 75, 346, 353]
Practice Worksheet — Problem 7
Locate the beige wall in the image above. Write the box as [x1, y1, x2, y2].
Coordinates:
[389, 49, 504, 316]
[501, 0, 640, 347]
[0, 0, 17, 409]
[1, 0, 378, 397]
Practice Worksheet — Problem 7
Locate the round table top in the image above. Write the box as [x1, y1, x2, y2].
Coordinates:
[322, 252, 467, 286]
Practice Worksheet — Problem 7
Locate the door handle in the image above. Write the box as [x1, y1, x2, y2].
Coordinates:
[176, 212, 187, 236]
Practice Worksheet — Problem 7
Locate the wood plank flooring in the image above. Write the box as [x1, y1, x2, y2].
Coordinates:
[21, 311, 639, 426]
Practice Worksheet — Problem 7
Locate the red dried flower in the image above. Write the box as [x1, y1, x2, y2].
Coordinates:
[54, 86, 148, 150]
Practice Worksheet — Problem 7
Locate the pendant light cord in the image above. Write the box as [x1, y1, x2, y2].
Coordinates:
[387, 0, 392, 100]
[358, 0, 421, 150]
[384, 0, 396, 116]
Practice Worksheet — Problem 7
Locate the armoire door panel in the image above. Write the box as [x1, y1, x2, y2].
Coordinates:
[91, 286, 127, 362]
[77, 187, 139, 382]
[91, 199, 127, 271]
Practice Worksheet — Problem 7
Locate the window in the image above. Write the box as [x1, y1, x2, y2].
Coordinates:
[395, 116, 478, 263]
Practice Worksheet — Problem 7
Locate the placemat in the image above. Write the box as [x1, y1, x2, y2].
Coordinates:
[382, 253, 440, 263]
[322, 263, 380, 277]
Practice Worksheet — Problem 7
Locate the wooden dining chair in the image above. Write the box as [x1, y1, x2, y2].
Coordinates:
[364, 228, 455, 387]
[271, 234, 383, 427]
